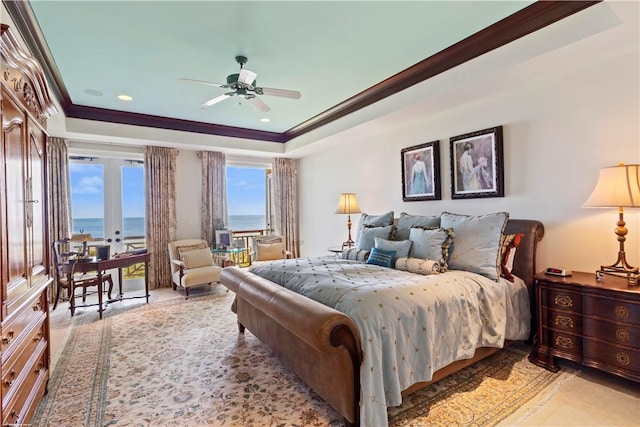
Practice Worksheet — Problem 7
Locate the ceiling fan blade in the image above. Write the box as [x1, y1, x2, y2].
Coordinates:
[180, 78, 228, 88]
[239, 69, 257, 85]
[248, 96, 270, 113]
[260, 87, 302, 99]
[201, 93, 232, 108]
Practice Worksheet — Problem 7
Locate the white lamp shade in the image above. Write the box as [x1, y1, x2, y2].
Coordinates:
[335, 193, 362, 214]
[584, 164, 640, 208]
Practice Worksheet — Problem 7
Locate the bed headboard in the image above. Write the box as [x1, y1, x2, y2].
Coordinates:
[503, 219, 545, 289]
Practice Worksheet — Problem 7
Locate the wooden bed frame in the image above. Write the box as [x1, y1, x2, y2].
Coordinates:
[220, 219, 544, 426]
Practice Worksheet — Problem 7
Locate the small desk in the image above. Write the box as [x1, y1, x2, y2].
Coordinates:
[61, 252, 151, 319]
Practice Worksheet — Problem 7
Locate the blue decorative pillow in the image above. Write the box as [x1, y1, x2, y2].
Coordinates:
[366, 247, 396, 268]
[356, 225, 394, 251]
[408, 227, 453, 269]
[356, 211, 394, 245]
[440, 211, 509, 281]
[396, 212, 441, 241]
[375, 237, 412, 259]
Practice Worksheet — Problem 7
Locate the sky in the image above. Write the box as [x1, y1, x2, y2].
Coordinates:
[69, 162, 265, 219]
[69, 162, 144, 218]
[225, 166, 266, 216]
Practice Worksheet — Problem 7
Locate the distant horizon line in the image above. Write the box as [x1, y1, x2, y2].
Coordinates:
[74, 214, 266, 219]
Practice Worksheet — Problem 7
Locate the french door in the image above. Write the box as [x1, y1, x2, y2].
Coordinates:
[69, 157, 145, 256]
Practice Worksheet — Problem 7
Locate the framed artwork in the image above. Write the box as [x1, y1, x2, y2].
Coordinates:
[215, 229, 233, 249]
[401, 140, 441, 201]
[450, 126, 504, 199]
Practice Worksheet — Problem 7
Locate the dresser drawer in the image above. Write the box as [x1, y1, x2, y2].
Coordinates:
[2, 340, 48, 426]
[548, 330, 582, 357]
[1, 313, 47, 405]
[540, 287, 582, 313]
[583, 338, 640, 379]
[544, 310, 582, 334]
[584, 317, 640, 348]
[1, 289, 46, 359]
[583, 295, 639, 324]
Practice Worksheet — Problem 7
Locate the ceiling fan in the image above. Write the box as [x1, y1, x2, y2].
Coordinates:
[181, 55, 301, 113]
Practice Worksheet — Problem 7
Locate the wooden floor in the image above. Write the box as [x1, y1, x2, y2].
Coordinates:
[49, 282, 640, 426]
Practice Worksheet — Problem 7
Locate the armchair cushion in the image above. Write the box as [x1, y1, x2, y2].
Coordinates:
[181, 247, 214, 269]
[255, 242, 285, 261]
[251, 235, 290, 262]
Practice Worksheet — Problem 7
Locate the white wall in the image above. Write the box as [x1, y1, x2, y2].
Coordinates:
[6, 0, 638, 274]
[298, 45, 640, 274]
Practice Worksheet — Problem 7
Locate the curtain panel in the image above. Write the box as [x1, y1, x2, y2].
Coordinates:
[46, 137, 72, 302]
[144, 146, 177, 289]
[200, 151, 227, 245]
[273, 158, 299, 258]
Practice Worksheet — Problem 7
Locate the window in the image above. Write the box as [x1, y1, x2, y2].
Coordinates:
[225, 165, 270, 232]
[69, 156, 145, 254]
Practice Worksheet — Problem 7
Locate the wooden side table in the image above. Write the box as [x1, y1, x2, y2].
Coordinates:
[529, 271, 640, 382]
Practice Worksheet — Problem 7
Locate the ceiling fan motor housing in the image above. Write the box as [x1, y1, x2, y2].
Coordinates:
[226, 73, 256, 87]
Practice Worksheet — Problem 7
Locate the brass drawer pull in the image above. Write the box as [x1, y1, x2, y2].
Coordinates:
[616, 352, 630, 366]
[2, 330, 15, 345]
[4, 369, 16, 387]
[33, 301, 43, 311]
[615, 306, 629, 320]
[554, 315, 574, 329]
[616, 328, 630, 343]
[554, 295, 573, 308]
[555, 336, 574, 349]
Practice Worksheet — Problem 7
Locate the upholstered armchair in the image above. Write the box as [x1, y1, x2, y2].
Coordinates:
[250, 235, 292, 264]
[168, 239, 234, 298]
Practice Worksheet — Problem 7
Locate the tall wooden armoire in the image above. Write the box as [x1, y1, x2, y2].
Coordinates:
[1, 24, 57, 425]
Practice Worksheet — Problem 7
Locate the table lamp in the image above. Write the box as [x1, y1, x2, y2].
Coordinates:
[583, 163, 640, 285]
[70, 230, 94, 260]
[335, 193, 361, 248]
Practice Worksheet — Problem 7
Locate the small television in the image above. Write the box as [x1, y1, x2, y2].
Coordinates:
[215, 229, 233, 249]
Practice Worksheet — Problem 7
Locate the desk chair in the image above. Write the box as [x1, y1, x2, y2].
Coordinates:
[52, 238, 114, 315]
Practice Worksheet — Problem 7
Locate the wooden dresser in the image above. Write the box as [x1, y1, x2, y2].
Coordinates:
[1, 24, 57, 426]
[530, 271, 639, 382]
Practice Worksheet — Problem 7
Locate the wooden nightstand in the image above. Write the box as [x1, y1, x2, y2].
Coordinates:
[530, 271, 640, 382]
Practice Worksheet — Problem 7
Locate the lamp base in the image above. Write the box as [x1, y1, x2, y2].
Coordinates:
[342, 240, 355, 249]
[597, 265, 639, 286]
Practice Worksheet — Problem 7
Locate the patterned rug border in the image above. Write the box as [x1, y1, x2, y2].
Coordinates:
[35, 292, 231, 426]
[388, 346, 576, 426]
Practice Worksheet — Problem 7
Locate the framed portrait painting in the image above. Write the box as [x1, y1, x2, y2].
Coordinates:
[450, 126, 504, 199]
[215, 229, 233, 249]
[401, 140, 441, 202]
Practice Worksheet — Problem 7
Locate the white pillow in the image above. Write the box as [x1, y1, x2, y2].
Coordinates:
[181, 248, 214, 269]
[255, 242, 284, 261]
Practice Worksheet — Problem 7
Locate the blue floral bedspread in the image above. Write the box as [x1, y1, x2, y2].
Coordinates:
[249, 257, 530, 427]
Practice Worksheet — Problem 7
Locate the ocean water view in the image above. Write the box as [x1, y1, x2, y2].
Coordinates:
[73, 215, 266, 238]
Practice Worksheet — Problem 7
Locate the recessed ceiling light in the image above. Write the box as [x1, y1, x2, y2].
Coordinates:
[260, 118, 271, 123]
[118, 94, 133, 101]
[84, 89, 103, 96]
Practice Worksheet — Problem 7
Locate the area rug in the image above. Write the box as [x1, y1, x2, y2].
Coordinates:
[33, 291, 573, 426]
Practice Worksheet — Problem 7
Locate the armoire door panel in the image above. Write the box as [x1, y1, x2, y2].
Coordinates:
[27, 122, 46, 285]
[2, 94, 28, 294]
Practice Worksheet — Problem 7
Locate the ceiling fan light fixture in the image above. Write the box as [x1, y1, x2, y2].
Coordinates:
[183, 55, 300, 112]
